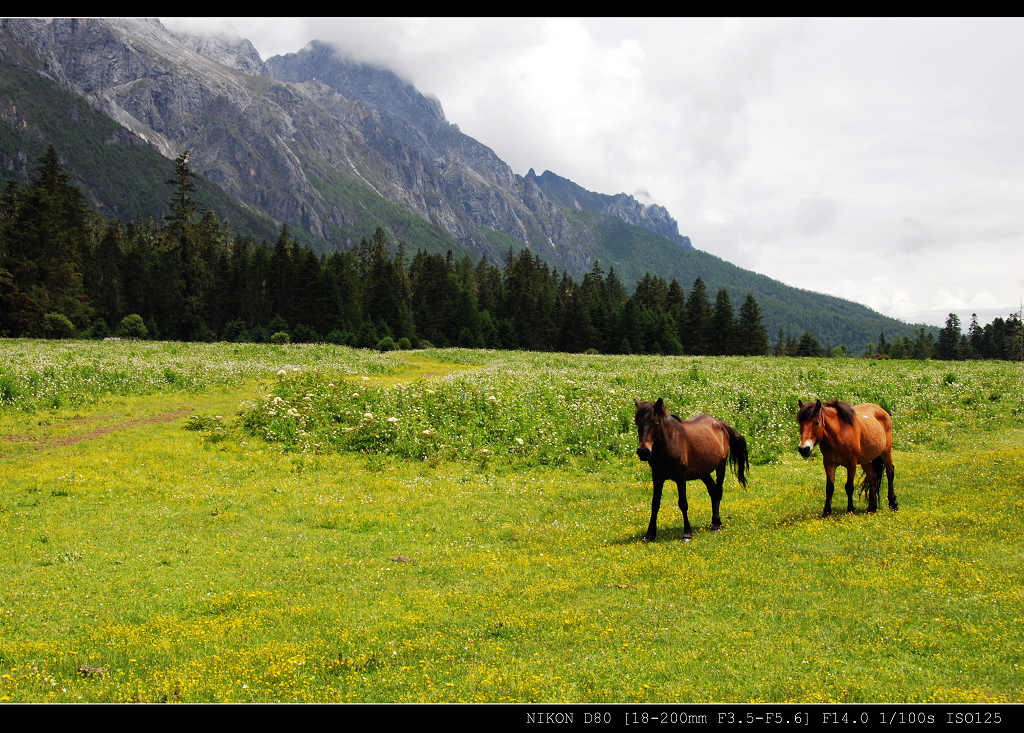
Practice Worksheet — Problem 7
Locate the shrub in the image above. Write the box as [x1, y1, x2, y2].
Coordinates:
[0, 371, 20, 403]
[376, 336, 396, 352]
[83, 318, 110, 339]
[270, 331, 291, 345]
[42, 312, 76, 339]
[397, 337, 412, 350]
[117, 314, 148, 339]
[240, 326, 269, 343]
[327, 329, 353, 345]
[291, 323, 320, 343]
[222, 319, 247, 342]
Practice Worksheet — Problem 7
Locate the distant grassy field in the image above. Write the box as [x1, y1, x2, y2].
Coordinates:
[0, 340, 1021, 702]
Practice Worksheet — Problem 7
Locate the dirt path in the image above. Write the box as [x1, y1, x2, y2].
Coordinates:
[46, 408, 195, 447]
[1, 406, 200, 452]
[1, 353, 477, 454]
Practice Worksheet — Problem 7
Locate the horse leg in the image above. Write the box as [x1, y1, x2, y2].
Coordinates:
[860, 462, 877, 512]
[866, 458, 883, 512]
[884, 449, 898, 510]
[703, 462, 725, 530]
[677, 480, 693, 540]
[847, 461, 860, 513]
[822, 462, 836, 517]
[645, 475, 664, 542]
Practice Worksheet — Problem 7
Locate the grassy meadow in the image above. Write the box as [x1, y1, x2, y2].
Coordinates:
[0, 339, 1021, 703]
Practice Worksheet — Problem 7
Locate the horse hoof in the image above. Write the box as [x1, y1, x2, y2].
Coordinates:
[683, 534, 693, 542]
[710, 524, 722, 531]
[643, 533, 656, 543]
[890, 503, 899, 511]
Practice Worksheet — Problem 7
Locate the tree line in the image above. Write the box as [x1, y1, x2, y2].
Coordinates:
[0, 147, 774, 355]
[931, 312, 1024, 361]
[2, 147, 1020, 361]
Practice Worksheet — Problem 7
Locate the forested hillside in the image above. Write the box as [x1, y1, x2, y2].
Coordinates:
[4, 146, 1021, 360]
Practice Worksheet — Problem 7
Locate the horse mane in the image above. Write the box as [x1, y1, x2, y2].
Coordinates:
[798, 399, 855, 425]
[825, 400, 856, 425]
[796, 401, 821, 422]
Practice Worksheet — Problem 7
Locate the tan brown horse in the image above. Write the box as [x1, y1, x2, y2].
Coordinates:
[634, 398, 749, 541]
[796, 399, 898, 516]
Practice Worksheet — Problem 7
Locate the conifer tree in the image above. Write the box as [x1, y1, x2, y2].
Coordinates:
[736, 293, 769, 355]
[936, 313, 962, 360]
[773, 329, 787, 356]
[710, 288, 735, 355]
[682, 277, 713, 354]
[795, 331, 823, 357]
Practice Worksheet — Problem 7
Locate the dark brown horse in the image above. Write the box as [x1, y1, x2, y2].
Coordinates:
[634, 398, 749, 541]
[796, 399, 898, 516]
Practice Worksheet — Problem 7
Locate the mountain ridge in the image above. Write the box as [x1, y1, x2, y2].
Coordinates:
[0, 17, 932, 350]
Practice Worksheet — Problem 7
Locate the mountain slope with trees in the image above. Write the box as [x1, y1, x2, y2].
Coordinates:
[0, 18, 938, 351]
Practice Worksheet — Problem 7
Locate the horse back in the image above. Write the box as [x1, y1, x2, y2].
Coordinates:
[675, 414, 731, 474]
[853, 403, 892, 456]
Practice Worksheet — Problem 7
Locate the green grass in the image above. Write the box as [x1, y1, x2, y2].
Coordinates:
[0, 338, 404, 414]
[0, 342, 1021, 702]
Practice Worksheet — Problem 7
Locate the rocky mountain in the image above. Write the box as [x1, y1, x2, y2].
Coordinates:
[0, 19, 687, 266]
[527, 168, 691, 249]
[0, 17, 927, 350]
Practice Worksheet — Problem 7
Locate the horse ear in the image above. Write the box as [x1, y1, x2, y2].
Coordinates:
[634, 399, 639, 408]
[798, 399, 804, 409]
[655, 397, 665, 415]
[815, 399, 821, 408]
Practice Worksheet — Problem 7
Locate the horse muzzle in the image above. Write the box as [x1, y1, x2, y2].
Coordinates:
[798, 445, 812, 458]
[636, 446, 652, 461]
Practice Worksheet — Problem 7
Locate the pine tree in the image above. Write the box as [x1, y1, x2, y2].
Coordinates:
[773, 329, 787, 356]
[795, 331, 823, 357]
[164, 151, 197, 236]
[911, 327, 933, 359]
[967, 313, 983, 358]
[936, 313, 962, 360]
[736, 293, 769, 355]
[709, 288, 735, 354]
[10, 146, 93, 330]
[682, 277, 712, 355]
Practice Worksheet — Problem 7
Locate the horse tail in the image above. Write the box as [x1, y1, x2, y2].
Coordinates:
[723, 422, 750, 488]
[859, 455, 885, 496]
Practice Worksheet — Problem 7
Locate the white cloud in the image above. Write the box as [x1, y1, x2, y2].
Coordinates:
[160, 17, 1024, 326]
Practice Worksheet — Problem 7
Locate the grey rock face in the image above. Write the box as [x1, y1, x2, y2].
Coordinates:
[0, 17, 692, 270]
[528, 169, 692, 250]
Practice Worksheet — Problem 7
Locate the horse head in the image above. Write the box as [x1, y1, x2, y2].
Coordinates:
[634, 397, 667, 461]
[796, 399, 823, 458]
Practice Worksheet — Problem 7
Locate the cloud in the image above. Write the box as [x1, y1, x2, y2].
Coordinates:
[161, 17, 1024, 326]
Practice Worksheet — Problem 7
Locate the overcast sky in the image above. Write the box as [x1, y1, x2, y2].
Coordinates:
[161, 17, 1024, 327]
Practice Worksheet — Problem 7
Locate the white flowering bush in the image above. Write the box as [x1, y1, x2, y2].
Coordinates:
[237, 351, 1024, 467]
